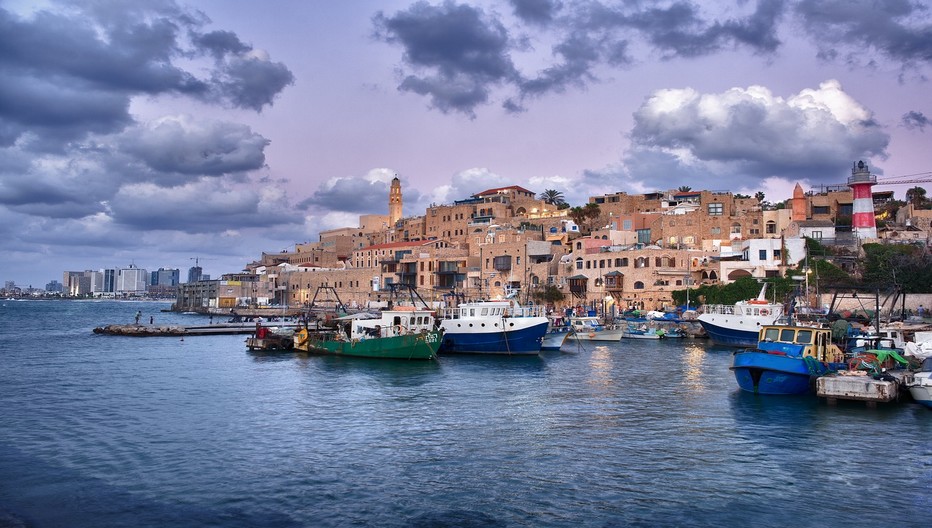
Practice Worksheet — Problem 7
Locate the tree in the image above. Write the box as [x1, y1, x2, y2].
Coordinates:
[539, 189, 568, 209]
[531, 284, 565, 305]
[905, 186, 927, 207]
[677, 186, 692, 192]
[755, 191, 765, 202]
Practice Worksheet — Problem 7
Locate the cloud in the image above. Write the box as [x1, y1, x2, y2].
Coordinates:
[109, 178, 298, 233]
[902, 110, 930, 131]
[373, 1, 519, 116]
[795, 0, 932, 67]
[120, 115, 270, 176]
[584, 80, 890, 194]
[298, 169, 424, 216]
[376, 0, 789, 115]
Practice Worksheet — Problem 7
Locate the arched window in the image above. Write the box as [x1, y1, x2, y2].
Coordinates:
[634, 281, 645, 289]
[575, 257, 584, 270]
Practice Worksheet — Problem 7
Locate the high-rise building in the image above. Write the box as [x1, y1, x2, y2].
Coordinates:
[45, 280, 63, 293]
[116, 265, 148, 295]
[187, 265, 203, 283]
[151, 268, 180, 286]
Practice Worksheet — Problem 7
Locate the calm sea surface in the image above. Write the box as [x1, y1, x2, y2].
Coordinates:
[0, 300, 928, 527]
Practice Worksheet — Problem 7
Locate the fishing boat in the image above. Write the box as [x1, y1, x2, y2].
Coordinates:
[698, 284, 784, 347]
[569, 315, 624, 342]
[293, 308, 441, 360]
[541, 314, 572, 351]
[621, 321, 664, 339]
[438, 299, 548, 355]
[904, 358, 932, 408]
[730, 324, 847, 395]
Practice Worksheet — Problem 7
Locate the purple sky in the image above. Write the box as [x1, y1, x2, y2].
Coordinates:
[1, 0, 930, 288]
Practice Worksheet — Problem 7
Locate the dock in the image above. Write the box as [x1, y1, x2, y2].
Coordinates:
[816, 371, 902, 406]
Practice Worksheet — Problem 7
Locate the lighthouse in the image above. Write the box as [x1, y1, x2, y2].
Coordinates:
[848, 160, 877, 239]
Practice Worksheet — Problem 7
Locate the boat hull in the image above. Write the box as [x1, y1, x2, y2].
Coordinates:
[439, 320, 548, 355]
[697, 319, 762, 348]
[541, 327, 571, 350]
[907, 372, 932, 408]
[730, 351, 822, 395]
[296, 330, 441, 360]
[571, 328, 624, 342]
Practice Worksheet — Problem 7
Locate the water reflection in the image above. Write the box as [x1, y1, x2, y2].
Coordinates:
[681, 343, 708, 394]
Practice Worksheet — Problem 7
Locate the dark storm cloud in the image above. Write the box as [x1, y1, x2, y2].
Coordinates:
[509, 0, 562, 25]
[373, 1, 519, 116]
[119, 117, 269, 176]
[0, 2, 293, 150]
[902, 110, 930, 131]
[376, 1, 788, 114]
[795, 0, 932, 65]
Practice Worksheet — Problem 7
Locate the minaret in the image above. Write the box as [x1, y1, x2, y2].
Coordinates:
[848, 160, 877, 239]
[389, 176, 402, 226]
[792, 183, 806, 221]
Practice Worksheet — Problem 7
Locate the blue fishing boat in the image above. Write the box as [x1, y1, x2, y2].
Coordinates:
[438, 299, 549, 355]
[730, 325, 847, 395]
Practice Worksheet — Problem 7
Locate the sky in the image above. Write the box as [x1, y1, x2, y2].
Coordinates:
[1, 0, 931, 288]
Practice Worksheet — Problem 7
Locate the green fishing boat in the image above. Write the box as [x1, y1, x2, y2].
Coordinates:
[293, 308, 441, 360]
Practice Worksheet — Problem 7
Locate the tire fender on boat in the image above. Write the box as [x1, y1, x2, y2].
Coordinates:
[394, 324, 405, 336]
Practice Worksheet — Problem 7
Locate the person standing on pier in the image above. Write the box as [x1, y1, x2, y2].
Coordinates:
[135, 310, 141, 325]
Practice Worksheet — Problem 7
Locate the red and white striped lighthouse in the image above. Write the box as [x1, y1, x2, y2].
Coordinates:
[848, 160, 877, 239]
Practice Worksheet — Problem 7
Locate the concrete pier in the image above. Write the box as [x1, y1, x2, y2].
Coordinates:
[817, 371, 898, 406]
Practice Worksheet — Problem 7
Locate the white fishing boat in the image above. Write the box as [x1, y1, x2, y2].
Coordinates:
[569, 315, 624, 342]
[697, 284, 784, 347]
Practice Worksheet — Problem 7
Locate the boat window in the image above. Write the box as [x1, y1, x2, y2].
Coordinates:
[481, 308, 489, 316]
[796, 330, 813, 344]
[470, 309, 476, 317]
[779, 329, 795, 342]
[393, 316, 402, 325]
[763, 328, 779, 341]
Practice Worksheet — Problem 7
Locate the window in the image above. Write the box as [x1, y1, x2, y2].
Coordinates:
[575, 258, 583, 270]
[711, 227, 721, 235]
[766, 221, 776, 234]
[812, 206, 830, 215]
[773, 249, 781, 258]
[811, 231, 822, 239]
[759, 249, 767, 260]
[623, 219, 632, 230]
[708, 203, 723, 215]
[731, 224, 742, 234]
[634, 281, 645, 289]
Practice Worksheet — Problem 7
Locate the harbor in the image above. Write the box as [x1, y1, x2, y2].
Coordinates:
[2, 299, 928, 528]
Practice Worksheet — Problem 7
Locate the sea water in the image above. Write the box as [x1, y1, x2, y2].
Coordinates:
[0, 300, 928, 527]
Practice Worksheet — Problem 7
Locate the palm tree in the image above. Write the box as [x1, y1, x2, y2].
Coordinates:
[677, 186, 692, 192]
[906, 186, 927, 207]
[539, 189, 565, 206]
[755, 191, 765, 202]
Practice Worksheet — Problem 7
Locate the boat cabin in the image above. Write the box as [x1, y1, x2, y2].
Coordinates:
[348, 308, 437, 339]
[758, 325, 844, 363]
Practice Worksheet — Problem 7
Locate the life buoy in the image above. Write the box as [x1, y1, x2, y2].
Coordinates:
[394, 325, 405, 335]
[759, 308, 769, 316]
[748, 300, 768, 305]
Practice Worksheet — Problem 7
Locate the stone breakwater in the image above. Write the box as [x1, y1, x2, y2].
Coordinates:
[93, 324, 258, 336]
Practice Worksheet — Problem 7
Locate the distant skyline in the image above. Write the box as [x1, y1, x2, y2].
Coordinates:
[1, 0, 930, 287]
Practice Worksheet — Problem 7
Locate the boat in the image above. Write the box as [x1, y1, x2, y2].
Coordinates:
[569, 315, 624, 342]
[904, 358, 932, 408]
[698, 284, 785, 347]
[293, 308, 441, 360]
[541, 314, 572, 351]
[621, 321, 664, 339]
[903, 340, 932, 408]
[246, 325, 295, 351]
[730, 324, 847, 395]
[438, 299, 549, 355]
